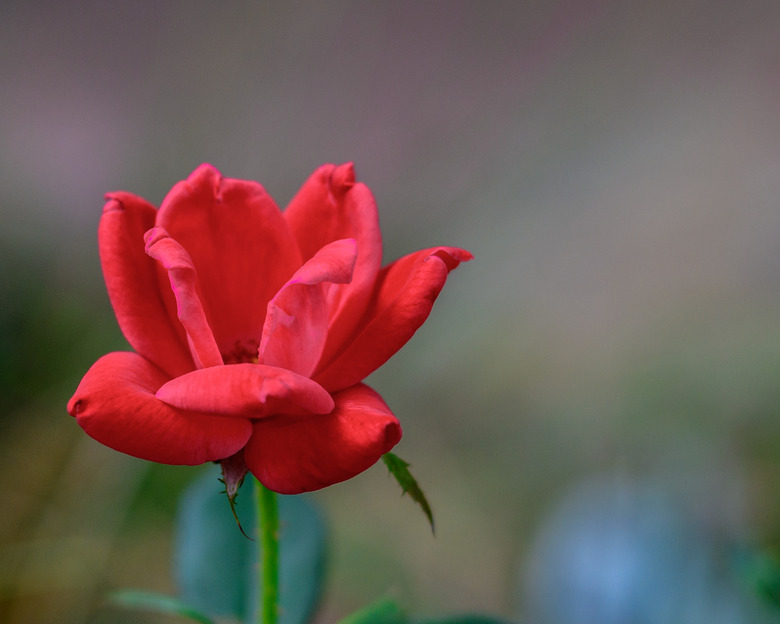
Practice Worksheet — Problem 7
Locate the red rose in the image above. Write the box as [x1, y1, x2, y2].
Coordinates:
[68, 163, 471, 494]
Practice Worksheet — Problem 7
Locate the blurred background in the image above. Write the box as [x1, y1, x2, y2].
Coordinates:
[3, 1, 780, 622]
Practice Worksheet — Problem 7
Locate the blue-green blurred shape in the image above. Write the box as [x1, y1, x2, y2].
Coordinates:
[174, 466, 327, 624]
[520, 477, 776, 624]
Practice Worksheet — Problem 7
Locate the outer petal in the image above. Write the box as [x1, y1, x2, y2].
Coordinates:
[156, 363, 334, 418]
[157, 164, 302, 355]
[99, 193, 193, 377]
[67, 352, 252, 465]
[244, 384, 402, 494]
[283, 163, 383, 366]
[258, 238, 357, 377]
[145, 227, 223, 369]
[315, 246, 473, 392]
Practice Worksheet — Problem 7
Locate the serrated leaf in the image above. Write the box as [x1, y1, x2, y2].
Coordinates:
[174, 466, 327, 624]
[382, 452, 435, 533]
[108, 589, 217, 624]
[337, 596, 408, 624]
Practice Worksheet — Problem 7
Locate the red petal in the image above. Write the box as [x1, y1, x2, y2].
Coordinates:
[156, 363, 334, 417]
[244, 384, 402, 494]
[315, 246, 473, 391]
[99, 193, 193, 377]
[157, 164, 301, 356]
[258, 239, 357, 376]
[68, 352, 251, 465]
[283, 164, 383, 367]
[145, 227, 223, 369]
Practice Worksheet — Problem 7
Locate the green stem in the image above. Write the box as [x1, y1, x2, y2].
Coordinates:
[255, 478, 279, 624]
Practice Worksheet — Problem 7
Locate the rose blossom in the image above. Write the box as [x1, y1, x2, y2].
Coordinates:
[68, 163, 471, 494]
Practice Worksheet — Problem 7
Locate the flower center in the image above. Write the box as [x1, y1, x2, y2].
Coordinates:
[222, 339, 260, 364]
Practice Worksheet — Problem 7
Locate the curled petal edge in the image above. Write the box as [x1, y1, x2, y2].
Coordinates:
[144, 226, 223, 369]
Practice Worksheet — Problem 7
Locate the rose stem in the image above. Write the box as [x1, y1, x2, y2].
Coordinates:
[255, 478, 279, 624]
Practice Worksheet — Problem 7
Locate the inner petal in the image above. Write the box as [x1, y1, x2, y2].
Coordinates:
[155, 164, 302, 356]
[258, 238, 357, 377]
[144, 226, 223, 369]
[283, 164, 383, 372]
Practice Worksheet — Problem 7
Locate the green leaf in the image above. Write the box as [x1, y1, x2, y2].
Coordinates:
[336, 597, 408, 624]
[413, 616, 517, 624]
[108, 589, 217, 624]
[174, 466, 327, 624]
[382, 452, 435, 533]
[735, 547, 780, 610]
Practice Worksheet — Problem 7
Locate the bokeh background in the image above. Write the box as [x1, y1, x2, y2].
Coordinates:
[3, 2, 780, 622]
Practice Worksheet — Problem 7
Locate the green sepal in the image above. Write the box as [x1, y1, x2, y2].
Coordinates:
[336, 596, 408, 624]
[382, 452, 435, 534]
[218, 453, 252, 540]
[108, 589, 217, 624]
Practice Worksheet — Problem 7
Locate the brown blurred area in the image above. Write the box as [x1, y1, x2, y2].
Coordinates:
[4, 1, 780, 622]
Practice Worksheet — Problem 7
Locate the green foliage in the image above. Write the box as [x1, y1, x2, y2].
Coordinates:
[334, 598, 515, 624]
[108, 589, 216, 624]
[736, 547, 780, 611]
[174, 467, 327, 624]
[0, 248, 121, 416]
[414, 617, 516, 624]
[382, 453, 435, 533]
[111, 467, 512, 624]
[337, 597, 408, 624]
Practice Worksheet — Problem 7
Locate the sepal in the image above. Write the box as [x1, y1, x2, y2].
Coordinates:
[219, 451, 251, 539]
